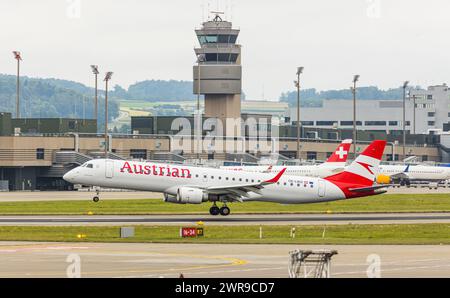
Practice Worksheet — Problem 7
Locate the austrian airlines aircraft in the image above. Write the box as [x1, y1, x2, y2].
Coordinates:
[221, 139, 352, 178]
[63, 140, 387, 216]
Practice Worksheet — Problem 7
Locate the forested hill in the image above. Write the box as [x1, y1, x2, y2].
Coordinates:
[0, 74, 119, 122]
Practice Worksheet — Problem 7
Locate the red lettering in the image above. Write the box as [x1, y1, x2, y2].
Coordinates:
[181, 169, 191, 178]
[152, 165, 158, 175]
[159, 167, 165, 176]
[171, 168, 179, 178]
[120, 161, 132, 173]
[144, 165, 151, 175]
[134, 164, 143, 174]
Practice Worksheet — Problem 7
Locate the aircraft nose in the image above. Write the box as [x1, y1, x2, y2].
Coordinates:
[63, 169, 76, 182]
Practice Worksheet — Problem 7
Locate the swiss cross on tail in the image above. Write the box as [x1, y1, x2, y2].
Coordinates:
[326, 139, 352, 163]
[324, 140, 387, 198]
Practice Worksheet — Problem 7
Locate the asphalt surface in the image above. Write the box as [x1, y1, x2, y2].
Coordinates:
[0, 242, 449, 278]
[0, 213, 449, 226]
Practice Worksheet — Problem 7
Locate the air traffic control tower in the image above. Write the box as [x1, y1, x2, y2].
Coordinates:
[193, 13, 242, 136]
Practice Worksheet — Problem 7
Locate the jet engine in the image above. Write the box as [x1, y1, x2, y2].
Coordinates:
[164, 187, 207, 204]
[376, 174, 391, 185]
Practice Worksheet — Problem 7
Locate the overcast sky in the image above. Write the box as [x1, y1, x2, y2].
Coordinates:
[1, 0, 449, 100]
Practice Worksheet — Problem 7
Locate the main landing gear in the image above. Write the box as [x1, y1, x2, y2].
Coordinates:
[92, 188, 100, 203]
[209, 203, 231, 216]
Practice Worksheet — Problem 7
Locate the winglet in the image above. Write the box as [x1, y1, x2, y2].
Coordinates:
[264, 168, 286, 184]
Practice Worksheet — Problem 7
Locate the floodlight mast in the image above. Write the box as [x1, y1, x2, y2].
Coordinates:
[402, 80, 409, 160]
[104, 72, 113, 158]
[295, 66, 304, 160]
[91, 65, 99, 123]
[352, 75, 360, 159]
[13, 51, 22, 118]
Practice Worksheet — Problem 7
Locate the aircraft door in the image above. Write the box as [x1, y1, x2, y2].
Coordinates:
[105, 160, 114, 178]
[318, 180, 326, 197]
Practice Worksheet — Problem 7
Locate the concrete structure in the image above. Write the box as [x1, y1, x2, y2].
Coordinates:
[193, 14, 242, 136]
[131, 114, 271, 139]
[289, 84, 450, 135]
[0, 112, 97, 136]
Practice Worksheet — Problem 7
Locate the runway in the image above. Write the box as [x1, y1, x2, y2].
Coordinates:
[0, 241, 449, 278]
[0, 212, 449, 226]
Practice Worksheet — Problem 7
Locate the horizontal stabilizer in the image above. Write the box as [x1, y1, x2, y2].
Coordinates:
[348, 184, 392, 192]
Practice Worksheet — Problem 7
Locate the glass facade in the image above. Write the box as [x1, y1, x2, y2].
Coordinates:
[204, 53, 238, 63]
[198, 35, 237, 45]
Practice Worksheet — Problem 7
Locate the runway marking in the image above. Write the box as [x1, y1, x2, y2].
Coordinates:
[0, 249, 249, 278]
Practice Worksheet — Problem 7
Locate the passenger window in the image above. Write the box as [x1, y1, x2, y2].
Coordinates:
[86, 164, 93, 169]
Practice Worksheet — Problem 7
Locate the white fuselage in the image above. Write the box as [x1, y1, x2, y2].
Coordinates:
[220, 164, 345, 178]
[379, 165, 450, 182]
[64, 159, 347, 204]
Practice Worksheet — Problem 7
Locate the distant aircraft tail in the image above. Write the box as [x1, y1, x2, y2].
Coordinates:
[322, 139, 352, 164]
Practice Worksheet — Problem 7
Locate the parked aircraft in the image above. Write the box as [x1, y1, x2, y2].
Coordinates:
[221, 139, 353, 178]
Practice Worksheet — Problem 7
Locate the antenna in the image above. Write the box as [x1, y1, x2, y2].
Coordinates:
[201, 0, 204, 22]
[230, 0, 233, 21]
[207, 1, 210, 20]
[211, 11, 224, 22]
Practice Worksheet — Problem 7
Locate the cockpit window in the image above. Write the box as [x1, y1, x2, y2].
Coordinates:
[86, 164, 93, 169]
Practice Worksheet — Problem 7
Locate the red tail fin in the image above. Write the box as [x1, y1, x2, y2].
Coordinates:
[325, 139, 352, 163]
[325, 140, 386, 188]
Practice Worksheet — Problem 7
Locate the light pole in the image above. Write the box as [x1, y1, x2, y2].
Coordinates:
[12, 51, 22, 118]
[90, 65, 99, 123]
[104, 72, 113, 158]
[402, 81, 409, 160]
[351, 75, 360, 159]
[295, 67, 304, 160]
[412, 94, 416, 135]
[196, 54, 205, 161]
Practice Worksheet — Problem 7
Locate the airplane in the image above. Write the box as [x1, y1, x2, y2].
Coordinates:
[375, 164, 450, 186]
[63, 140, 388, 216]
[220, 139, 353, 178]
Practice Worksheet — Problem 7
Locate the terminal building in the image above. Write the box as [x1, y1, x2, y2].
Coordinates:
[289, 84, 450, 135]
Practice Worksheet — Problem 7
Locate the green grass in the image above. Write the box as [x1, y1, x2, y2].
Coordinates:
[0, 194, 449, 215]
[0, 224, 448, 244]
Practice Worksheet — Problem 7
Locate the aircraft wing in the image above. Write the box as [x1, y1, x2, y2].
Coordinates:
[387, 172, 410, 180]
[204, 168, 286, 201]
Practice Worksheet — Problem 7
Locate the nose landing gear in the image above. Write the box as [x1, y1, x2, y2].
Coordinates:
[92, 188, 100, 203]
[209, 203, 231, 216]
